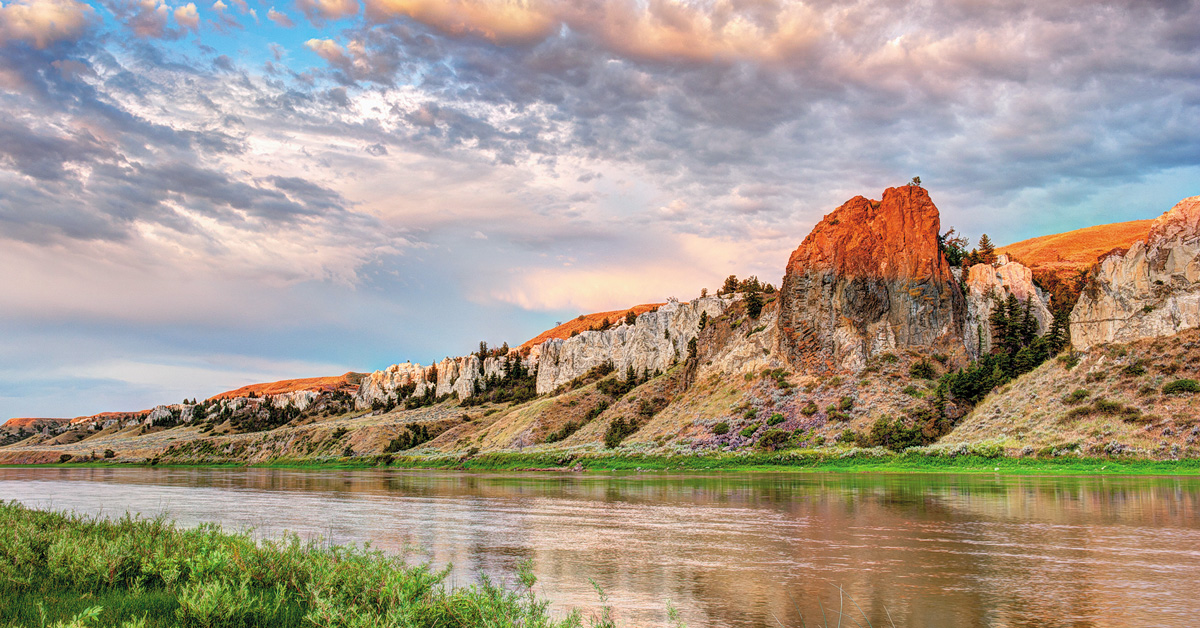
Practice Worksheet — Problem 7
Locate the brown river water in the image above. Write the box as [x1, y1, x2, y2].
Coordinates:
[2, 467, 1198, 627]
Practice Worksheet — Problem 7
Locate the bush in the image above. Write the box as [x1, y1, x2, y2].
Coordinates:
[743, 407, 758, 420]
[739, 425, 758, 438]
[1062, 389, 1090, 405]
[767, 413, 785, 426]
[603, 417, 640, 448]
[800, 402, 818, 416]
[909, 361, 936, 380]
[712, 422, 729, 435]
[103, 449, 115, 459]
[838, 396, 854, 411]
[1121, 361, 1147, 377]
[757, 429, 790, 451]
[1163, 379, 1200, 394]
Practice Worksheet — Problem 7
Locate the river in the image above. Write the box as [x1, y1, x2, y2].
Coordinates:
[2, 467, 1198, 627]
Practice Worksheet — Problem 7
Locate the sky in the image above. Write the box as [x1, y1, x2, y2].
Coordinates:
[1, 0, 1198, 419]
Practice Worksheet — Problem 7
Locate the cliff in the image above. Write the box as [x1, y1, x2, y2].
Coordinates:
[1071, 196, 1200, 350]
[962, 260, 1054, 359]
[534, 296, 729, 393]
[519, 304, 666, 349]
[777, 186, 964, 371]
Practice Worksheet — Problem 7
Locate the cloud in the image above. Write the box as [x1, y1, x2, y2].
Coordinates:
[104, 0, 185, 40]
[0, 0, 94, 48]
[267, 6, 293, 27]
[296, 0, 359, 24]
[174, 2, 199, 30]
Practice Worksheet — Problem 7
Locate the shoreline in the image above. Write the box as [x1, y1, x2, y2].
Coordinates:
[4, 451, 1200, 476]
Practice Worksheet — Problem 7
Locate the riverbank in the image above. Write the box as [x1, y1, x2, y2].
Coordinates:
[6, 450, 1200, 476]
[0, 502, 596, 628]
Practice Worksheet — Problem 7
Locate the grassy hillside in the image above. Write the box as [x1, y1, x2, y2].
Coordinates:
[519, 304, 665, 349]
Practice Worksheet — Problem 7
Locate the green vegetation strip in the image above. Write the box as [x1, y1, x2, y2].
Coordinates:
[0, 502, 602, 628]
[7, 451, 1200, 476]
[389, 451, 1200, 475]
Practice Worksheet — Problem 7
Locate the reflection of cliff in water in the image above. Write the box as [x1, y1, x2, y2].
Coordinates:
[2, 468, 1198, 628]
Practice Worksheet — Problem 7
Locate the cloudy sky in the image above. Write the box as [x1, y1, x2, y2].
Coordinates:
[1, 0, 1198, 418]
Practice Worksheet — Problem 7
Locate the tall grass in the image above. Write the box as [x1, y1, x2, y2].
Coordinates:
[0, 502, 597, 628]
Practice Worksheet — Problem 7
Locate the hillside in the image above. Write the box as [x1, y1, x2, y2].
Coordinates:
[206, 372, 364, 401]
[998, 219, 1153, 279]
[519, 304, 665, 349]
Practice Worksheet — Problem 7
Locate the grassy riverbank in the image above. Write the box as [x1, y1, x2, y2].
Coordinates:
[0, 502, 601, 628]
[6, 451, 1200, 476]
[387, 451, 1200, 475]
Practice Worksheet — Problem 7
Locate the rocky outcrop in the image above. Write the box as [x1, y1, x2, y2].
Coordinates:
[1071, 196, 1200, 350]
[534, 296, 730, 393]
[777, 186, 964, 371]
[963, 260, 1054, 359]
[355, 355, 520, 409]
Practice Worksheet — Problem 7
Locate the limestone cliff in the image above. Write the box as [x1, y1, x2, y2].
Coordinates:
[962, 260, 1054, 359]
[534, 296, 730, 393]
[355, 354, 519, 409]
[777, 186, 964, 371]
[1071, 196, 1200, 350]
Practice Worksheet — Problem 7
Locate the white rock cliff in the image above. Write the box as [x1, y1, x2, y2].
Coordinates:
[1071, 196, 1200, 350]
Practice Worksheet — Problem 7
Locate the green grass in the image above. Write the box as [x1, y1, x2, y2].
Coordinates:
[9, 449, 1200, 477]
[0, 502, 601, 628]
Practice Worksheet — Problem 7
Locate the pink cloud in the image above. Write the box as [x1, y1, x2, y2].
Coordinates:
[267, 6, 294, 27]
[174, 2, 199, 31]
[0, 0, 95, 48]
[296, 0, 358, 24]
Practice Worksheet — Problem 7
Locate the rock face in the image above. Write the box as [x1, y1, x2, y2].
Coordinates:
[963, 261, 1054, 359]
[777, 186, 964, 371]
[355, 355, 518, 409]
[534, 296, 730, 393]
[1071, 196, 1200, 350]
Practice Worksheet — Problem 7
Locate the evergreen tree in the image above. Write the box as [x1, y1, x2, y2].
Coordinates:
[978, 234, 997, 264]
[720, 275, 739, 295]
[745, 291, 764, 319]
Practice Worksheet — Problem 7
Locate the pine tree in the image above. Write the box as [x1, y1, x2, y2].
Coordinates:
[978, 234, 997, 264]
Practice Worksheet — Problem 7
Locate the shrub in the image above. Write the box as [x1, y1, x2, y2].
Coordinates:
[909, 361, 936, 379]
[712, 422, 730, 435]
[757, 429, 790, 451]
[603, 417, 640, 448]
[767, 413, 785, 426]
[800, 402, 818, 416]
[838, 396, 854, 411]
[827, 411, 851, 422]
[1121, 361, 1147, 377]
[1062, 389, 1090, 405]
[901, 384, 921, 397]
[103, 449, 115, 459]
[739, 425, 758, 438]
[743, 407, 758, 420]
[1058, 353, 1081, 370]
[1163, 379, 1200, 394]
[57, 454, 72, 464]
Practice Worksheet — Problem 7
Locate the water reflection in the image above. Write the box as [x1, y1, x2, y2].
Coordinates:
[1, 468, 1198, 628]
